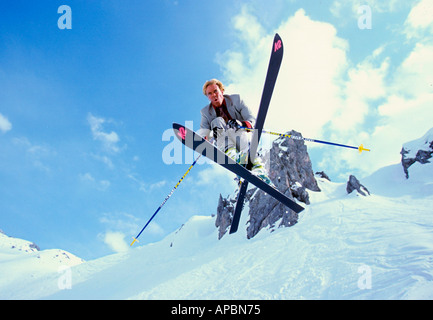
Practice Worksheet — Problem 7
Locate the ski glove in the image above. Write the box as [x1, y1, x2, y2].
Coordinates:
[227, 119, 243, 131]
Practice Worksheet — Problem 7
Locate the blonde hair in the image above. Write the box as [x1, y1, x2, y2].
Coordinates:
[202, 79, 225, 96]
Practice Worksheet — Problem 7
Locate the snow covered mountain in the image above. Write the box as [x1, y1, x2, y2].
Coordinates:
[1, 129, 433, 300]
[0, 231, 84, 299]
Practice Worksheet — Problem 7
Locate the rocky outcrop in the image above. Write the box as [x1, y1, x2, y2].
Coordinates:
[267, 130, 320, 198]
[346, 175, 370, 196]
[215, 195, 235, 240]
[246, 187, 299, 239]
[215, 130, 320, 239]
[315, 171, 331, 181]
[400, 127, 433, 179]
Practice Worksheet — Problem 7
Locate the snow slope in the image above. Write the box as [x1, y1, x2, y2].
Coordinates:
[1, 159, 432, 300]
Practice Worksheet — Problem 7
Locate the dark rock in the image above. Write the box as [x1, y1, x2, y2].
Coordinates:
[401, 148, 416, 179]
[346, 175, 370, 196]
[215, 194, 235, 240]
[400, 128, 433, 179]
[315, 171, 331, 181]
[29, 242, 41, 251]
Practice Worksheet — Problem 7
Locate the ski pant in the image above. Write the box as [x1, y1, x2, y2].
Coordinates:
[210, 117, 271, 183]
[211, 117, 251, 154]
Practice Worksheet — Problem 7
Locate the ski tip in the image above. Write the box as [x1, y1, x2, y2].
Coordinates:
[172, 123, 187, 142]
[273, 33, 283, 54]
[173, 122, 183, 130]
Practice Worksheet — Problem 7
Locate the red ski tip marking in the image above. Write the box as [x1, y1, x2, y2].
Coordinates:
[274, 39, 282, 52]
[177, 127, 186, 140]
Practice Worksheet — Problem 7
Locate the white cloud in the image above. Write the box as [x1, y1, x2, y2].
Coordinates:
[87, 113, 121, 153]
[195, 162, 234, 187]
[99, 212, 146, 252]
[330, 54, 389, 133]
[391, 42, 433, 97]
[0, 113, 12, 133]
[275, 10, 350, 137]
[220, 8, 366, 139]
[233, 5, 265, 46]
[102, 231, 130, 253]
[404, 0, 433, 38]
[220, 9, 350, 139]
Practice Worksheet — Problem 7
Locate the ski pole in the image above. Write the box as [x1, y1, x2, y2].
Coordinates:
[130, 154, 202, 246]
[241, 127, 370, 154]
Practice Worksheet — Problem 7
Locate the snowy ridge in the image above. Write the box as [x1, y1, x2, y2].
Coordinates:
[0, 231, 40, 254]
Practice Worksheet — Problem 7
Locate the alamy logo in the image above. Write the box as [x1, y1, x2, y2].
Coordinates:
[57, 5, 72, 30]
[274, 40, 282, 52]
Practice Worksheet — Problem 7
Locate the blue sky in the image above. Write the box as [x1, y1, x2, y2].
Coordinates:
[1, 0, 432, 260]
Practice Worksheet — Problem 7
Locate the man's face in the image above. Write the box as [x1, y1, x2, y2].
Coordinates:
[205, 84, 224, 107]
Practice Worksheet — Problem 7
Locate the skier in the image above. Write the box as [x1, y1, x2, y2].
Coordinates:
[198, 79, 272, 184]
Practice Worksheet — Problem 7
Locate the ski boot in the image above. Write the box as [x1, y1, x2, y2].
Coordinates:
[250, 159, 275, 187]
[225, 147, 274, 187]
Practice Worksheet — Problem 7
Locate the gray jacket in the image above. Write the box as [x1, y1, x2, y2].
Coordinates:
[198, 94, 255, 138]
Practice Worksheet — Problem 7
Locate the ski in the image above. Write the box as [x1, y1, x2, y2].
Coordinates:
[172, 123, 304, 214]
[230, 33, 284, 234]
